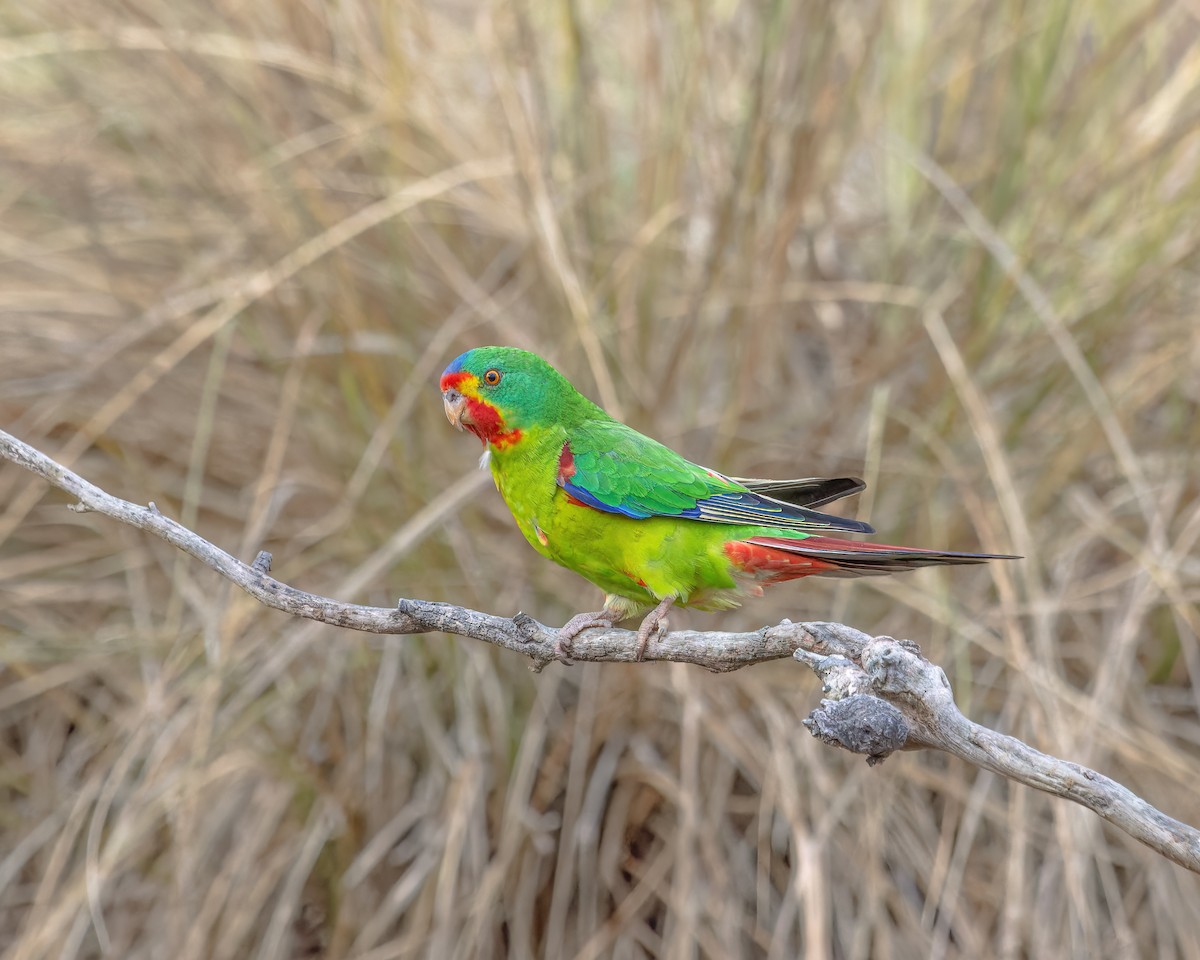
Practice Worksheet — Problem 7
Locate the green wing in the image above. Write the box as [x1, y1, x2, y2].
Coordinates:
[558, 420, 874, 535]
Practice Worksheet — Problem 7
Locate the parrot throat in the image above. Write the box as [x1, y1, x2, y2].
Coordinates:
[466, 399, 521, 449]
[442, 371, 522, 449]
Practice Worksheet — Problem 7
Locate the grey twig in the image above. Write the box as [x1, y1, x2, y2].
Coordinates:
[793, 625, 1200, 874]
[1, 426, 1197, 874]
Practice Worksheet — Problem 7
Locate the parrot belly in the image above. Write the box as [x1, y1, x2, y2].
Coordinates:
[490, 447, 785, 617]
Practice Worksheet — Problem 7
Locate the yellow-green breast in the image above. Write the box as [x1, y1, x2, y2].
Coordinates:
[488, 426, 756, 615]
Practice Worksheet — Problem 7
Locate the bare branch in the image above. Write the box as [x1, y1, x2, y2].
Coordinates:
[0, 427, 800, 671]
[2, 426, 1197, 874]
[795, 627, 1200, 874]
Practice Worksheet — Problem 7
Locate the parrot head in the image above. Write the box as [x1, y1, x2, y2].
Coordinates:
[440, 346, 585, 447]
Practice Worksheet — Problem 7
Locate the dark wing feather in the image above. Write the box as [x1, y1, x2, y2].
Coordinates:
[731, 476, 865, 508]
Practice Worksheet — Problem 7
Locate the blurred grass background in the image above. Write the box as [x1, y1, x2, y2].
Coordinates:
[2, 0, 1199, 956]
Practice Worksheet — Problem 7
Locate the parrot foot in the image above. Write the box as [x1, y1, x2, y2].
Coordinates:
[634, 597, 675, 661]
[555, 608, 621, 664]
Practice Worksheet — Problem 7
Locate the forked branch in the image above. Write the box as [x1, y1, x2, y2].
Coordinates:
[1, 427, 1197, 874]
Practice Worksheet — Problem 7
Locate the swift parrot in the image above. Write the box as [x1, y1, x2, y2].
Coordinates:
[440, 346, 1012, 662]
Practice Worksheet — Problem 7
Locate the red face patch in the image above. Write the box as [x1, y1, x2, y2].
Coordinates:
[441, 371, 522, 448]
[439, 370, 470, 393]
[464, 396, 522, 447]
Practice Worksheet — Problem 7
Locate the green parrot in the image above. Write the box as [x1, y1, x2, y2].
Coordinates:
[440, 346, 1012, 661]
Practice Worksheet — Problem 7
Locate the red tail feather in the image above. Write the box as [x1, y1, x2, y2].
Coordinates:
[725, 535, 1012, 582]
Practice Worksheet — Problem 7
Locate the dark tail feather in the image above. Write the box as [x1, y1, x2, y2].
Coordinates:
[732, 476, 865, 508]
[744, 535, 1019, 579]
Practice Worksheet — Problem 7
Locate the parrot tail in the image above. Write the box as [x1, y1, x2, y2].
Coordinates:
[725, 535, 1018, 582]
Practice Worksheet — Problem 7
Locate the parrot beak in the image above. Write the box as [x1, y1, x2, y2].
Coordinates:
[442, 388, 470, 430]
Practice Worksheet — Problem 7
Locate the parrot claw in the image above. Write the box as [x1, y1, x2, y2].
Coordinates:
[555, 609, 621, 664]
[634, 597, 676, 661]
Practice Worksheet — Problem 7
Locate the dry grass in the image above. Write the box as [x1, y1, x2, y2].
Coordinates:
[2, 0, 1199, 956]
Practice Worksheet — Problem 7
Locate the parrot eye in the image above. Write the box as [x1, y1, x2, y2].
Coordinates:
[483, 369, 502, 386]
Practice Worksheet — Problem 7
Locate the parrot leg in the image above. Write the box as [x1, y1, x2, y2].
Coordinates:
[634, 596, 675, 661]
[555, 608, 622, 664]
